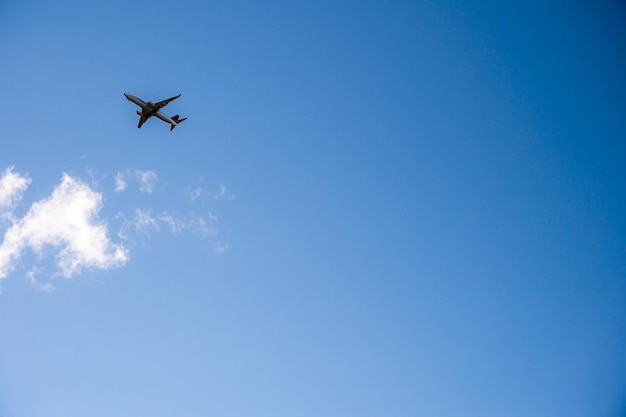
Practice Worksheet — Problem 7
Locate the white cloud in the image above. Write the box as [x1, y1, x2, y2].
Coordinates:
[114, 172, 127, 193]
[0, 166, 234, 290]
[136, 170, 157, 194]
[0, 173, 128, 280]
[0, 167, 31, 217]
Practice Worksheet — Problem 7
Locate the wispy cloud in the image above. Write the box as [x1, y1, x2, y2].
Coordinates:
[184, 184, 235, 203]
[215, 185, 235, 201]
[111, 170, 233, 251]
[113, 169, 158, 194]
[190, 187, 202, 201]
[114, 172, 127, 193]
[0, 171, 128, 281]
[214, 241, 229, 254]
[116, 209, 160, 238]
[26, 267, 54, 292]
[118, 209, 217, 240]
[137, 170, 157, 194]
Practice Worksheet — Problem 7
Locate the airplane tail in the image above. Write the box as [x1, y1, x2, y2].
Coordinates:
[170, 115, 187, 131]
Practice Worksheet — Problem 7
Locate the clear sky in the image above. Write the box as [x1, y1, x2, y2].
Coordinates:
[1, 1, 625, 416]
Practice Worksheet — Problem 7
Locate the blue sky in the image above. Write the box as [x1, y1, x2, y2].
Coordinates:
[1, 0, 625, 416]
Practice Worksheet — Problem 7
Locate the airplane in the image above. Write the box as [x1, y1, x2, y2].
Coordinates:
[124, 93, 187, 131]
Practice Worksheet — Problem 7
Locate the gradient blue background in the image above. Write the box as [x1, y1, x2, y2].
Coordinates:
[1, 1, 625, 416]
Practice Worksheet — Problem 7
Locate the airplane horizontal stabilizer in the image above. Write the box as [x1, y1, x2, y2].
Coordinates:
[170, 115, 187, 131]
[170, 115, 187, 132]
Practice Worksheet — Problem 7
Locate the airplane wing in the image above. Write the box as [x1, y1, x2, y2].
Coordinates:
[154, 94, 181, 110]
[124, 93, 146, 107]
[137, 112, 149, 128]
